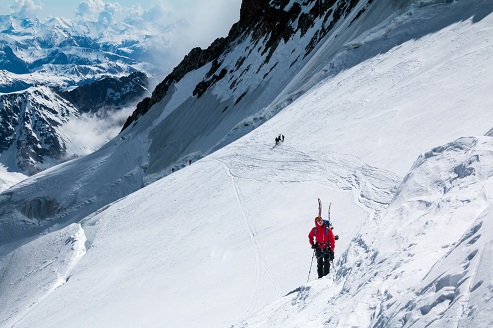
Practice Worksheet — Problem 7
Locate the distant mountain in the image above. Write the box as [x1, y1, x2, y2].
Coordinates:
[0, 15, 167, 85]
[0, 15, 162, 174]
[0, 86, 80, 175]
[0, 46, 29, 74]
[58, 72, 149, 114]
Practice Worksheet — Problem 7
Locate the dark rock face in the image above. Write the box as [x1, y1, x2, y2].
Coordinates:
[121, 37, 231, 131]
[121, 0, 362, 132]
[59, 72, 150, 113]
[0, 87, 77, 175]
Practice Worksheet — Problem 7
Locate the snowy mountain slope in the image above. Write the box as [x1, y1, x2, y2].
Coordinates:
[0, 133, 400, 328]
[0, 224, 86, 327]
[265, 0, 493, 176]
[2, 101, 493, 327]
[0, 0, 406, 240]
[122, 0, 418, 178]
[5, 0, 491, 243]
[236, 137, 493, 328]
[0, 0, 492, 327]
[0, 86, 81, 174]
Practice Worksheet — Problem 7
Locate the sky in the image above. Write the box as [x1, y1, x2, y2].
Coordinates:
[1, 0, 493, 327]
[0, 0, 242, 47]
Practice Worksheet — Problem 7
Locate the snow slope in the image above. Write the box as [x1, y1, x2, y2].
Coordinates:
[0, 165, 26, 192]
[3, 0, 493, 243]
[235, 137, 493, 328]
[0, 0, 493, 327]
[1, 137, 399, 328]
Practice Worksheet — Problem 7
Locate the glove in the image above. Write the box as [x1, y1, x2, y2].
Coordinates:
[329, 251, 335, 261]
[311, 243, 319, 250]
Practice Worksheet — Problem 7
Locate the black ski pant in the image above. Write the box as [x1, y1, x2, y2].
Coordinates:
[316, 248, 332, 278]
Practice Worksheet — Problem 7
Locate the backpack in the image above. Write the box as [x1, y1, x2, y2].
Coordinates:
[315, 220, 339, 241]
[314, 220, 331, 236]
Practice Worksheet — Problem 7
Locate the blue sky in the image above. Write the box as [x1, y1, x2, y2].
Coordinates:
[1, 1, 158, 19]
[0, 0, 239, 20]
[0, 0, 241, 47]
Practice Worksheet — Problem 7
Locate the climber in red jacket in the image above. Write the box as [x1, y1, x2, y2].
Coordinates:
[308, 216, 335, 278]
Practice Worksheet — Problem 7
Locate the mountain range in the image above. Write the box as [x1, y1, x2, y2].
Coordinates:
[1, 0, 493, 327]
[0, 14, 170, 174]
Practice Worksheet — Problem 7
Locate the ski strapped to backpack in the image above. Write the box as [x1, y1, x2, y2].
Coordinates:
[317, 198, 339, 241]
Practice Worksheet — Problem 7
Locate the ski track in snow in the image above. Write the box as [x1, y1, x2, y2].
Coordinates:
[219, 160, 282, 315]
[216, 139, 401, 320]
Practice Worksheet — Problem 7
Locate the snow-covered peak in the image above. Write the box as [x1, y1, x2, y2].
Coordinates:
[0, 12, 174, 89]
[1, 11, 158, 175]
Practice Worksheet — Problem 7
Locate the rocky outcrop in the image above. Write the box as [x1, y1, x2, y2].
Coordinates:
[59, 72, 150, 113]
[121, 0, 362, 131]
[121, 37, 232, 131]
[0, 87, 79, 175]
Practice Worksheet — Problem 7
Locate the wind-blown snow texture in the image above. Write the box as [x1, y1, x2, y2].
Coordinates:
[0, 0, 493, 327]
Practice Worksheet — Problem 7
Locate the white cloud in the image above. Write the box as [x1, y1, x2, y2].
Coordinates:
[60, 107, 134, 156]
[75, 0, 173, 25]
[9, 0, 43, 18]
[173, 0, 241, 46]
[74, 0, 240, 47]
[76, 0, 115, 22]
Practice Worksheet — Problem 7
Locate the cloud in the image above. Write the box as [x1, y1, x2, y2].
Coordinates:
[75, 0, 173, 25]
[178, 0, 241, 47]
[60, 107, 134, 156]
[9, 0, 43, 18]
[75, 0, 121, 23]
[74, 0, 240, 47]
[71, 0, 240, 77]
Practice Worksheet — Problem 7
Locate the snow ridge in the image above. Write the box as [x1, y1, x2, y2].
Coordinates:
[0, 224, 86, 328]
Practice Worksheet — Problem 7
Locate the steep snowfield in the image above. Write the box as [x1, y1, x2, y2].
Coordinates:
[1, 139, 399, 328]
[0, 0, 493, 327]
[237, 137, 493, 327]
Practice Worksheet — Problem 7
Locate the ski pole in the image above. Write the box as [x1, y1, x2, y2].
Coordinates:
[307, 250, 316, 283]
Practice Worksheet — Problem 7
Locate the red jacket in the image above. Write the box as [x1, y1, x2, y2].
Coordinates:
[308, 218, 335, 252]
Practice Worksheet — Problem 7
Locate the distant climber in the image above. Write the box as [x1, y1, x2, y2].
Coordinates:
[275, 134, 285, 145]
[308, 216, 335, 278]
